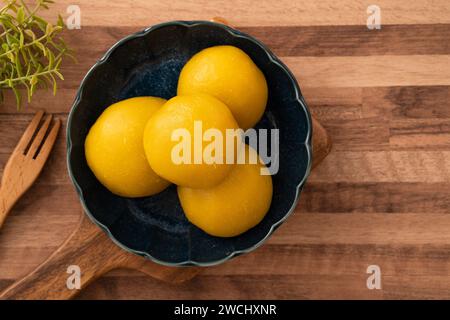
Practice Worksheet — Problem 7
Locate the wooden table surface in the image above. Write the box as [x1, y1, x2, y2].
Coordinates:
[1, 0, 450, 299]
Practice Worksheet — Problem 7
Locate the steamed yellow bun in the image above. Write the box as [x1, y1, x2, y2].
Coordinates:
[178, 145, 273, 237]
[143, 94, 240, 189]
[85, 97, 170, 197]
[177, 45, 268, 129]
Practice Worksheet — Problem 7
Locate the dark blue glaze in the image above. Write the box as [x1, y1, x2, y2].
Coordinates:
[67, 21, 312, 266]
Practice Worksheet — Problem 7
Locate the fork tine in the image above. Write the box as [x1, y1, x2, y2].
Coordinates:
[14, 110, 45, 153]
[35, 118, 61, 162]
[27, 114, 52, 158]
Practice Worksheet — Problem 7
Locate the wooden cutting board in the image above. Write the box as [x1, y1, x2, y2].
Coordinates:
[0, 0, 450, 299]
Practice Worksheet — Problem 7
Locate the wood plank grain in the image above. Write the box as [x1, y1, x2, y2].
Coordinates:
[8, 23, 448, 71]
[59, 24, 450, 59]
[318, 118, 390, 148]
[244, 24, 450, 56]
[4, 210, 450, 252]
[76, 274, 384, 300]
[0, 184, 78, 220]
[0, 114, 67, 152]
[55, 55, 450, 89]
[207, 243, 450, 277]
[3, 241, 450, 299]
[287, 55, 450, 88]
[0, 89, 79, 114]
[75, 241, 450, 299]
[39, 0, 450, 27]
[2, 122, 449, 186]
[390, 119, 450, 148]
[75, 273, 450, 299]
[0, 41, 446, 105]
[1, 182, 449, 252]
[99, 243, 450, 277]
[269, 213, 450, 245]
[299, 183, 450, 213]
[0, 22, 447, 113]
[0, 213, 79, 248]
[5, 216, 450, 299]
[3, 211, 450, 297]
[6, 242, 450, 280]
[3, 86, 449, 160]
[0, 0, 449, 300]
[1, 182, 449, 249]
[363, 86, 450, 119]
[309, 151, 450, 182]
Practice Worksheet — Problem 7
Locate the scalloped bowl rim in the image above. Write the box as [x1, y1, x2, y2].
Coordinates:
[66, 20, 313, 267]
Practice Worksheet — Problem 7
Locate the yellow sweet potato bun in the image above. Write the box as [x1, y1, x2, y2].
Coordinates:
[178, 144, 273, 237]
[143, 94, 240, 188]
[85, 97, 170, 197]
[177, 45, 268, 129]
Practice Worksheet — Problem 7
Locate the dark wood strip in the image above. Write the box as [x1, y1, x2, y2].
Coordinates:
[83, 273, 447, 299]
[363, 86, 450, 119]
[390, 119, 450, 148]
[311, 86, 450, 151]
[241, 24, 450, 56]
[75, 274, 383, 299]
[320, 118, 390, 148]
[299, 182, 450, 213]
[61, 24, 450, 60]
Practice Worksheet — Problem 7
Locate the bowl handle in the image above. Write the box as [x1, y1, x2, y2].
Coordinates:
[0, 212, 200, 300]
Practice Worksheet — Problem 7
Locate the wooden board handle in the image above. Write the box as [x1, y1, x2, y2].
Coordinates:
[0, 214, 200, 300]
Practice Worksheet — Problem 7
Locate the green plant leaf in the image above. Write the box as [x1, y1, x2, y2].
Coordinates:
[0, 0, 74, 109]
[11, 85, 21, 109]
[16, 7, 24, 24]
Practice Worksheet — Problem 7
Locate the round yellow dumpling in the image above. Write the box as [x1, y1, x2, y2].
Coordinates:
[143, 94, 240, 189]
[178, 145, 273, 237]
[85, 97, 170, 197]
[177, 45, 268, 129]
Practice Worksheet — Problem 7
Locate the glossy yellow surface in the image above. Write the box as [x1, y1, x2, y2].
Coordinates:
[178, 145, 273, 237]
[177, 45, 268, 129]
[143, 94, 240, 189]
[85, 97, 170, 197]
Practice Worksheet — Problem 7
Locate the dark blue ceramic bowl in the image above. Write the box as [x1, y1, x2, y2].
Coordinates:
[67, 21, 312, 266]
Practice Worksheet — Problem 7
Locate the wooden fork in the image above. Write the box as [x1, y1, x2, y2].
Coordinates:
[0, 110, 61, 228]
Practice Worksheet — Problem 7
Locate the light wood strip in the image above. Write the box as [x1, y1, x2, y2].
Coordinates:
[38, 0, 450, 27]
[286, 55, 450, 88]
[309, 150, 450, 183]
